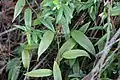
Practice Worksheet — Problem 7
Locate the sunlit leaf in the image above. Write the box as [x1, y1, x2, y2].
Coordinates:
[25, 69, 52, 77]
[12, 0, 25, 22]
[22, 50, 30, 68]
[71, 30, 95, 55]
[53, 61, 62, 80]
[62, 49, 90, 59]
[37, 30, 54, 61]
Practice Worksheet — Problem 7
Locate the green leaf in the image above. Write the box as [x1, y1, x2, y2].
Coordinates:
[56, 39, 76, 62]
[14, 25, 26, 31]
[68, 59, 76, 68]
[111, 6, 120, 16]
[6, 58, 21, 72]
[88, 6, 96, 21]
[24, 8, 32, 27]
[71, 30, 95, 55]
[63, 5, 73, 19]
[79, 22, 91, 33]
[40, 18, 55, 32]
[44, 11, 53, 19]
[25, 69, 52, 77]
[27, 33, 32, 45]
[59, 39, 76, 55]
[63, 5, 72, 24]
[8, 68, 13, 80]
[72, 59, 80, 73]
[60, 16, 70, 38]
[37, 30, 54, 61]
[32, 31, 38, 44]
[33, 17, 41, 26]
[62, 49, 90, 59]
[12, 0, 25, 22]
[95, 33, 107, 46]
[53, 61, 62, 80]
[22, 50, 30, 68]
[11, 66, 20, 80]
[56, 7, 63, 23]
[88, 26, 104, 30]
[53, 0, 60, 9]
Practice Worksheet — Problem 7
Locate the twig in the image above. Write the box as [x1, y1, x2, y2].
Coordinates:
[32, 53, 50, 70]
[0, 27, 18, 36]
[26, 0, 37, 16]
[82, 27, 120, 80]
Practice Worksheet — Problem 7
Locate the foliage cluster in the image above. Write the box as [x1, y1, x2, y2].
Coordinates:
[5, 0, 120, 80]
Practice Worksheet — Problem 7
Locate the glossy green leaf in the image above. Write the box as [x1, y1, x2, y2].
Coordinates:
[12, 0, 25, 22]
[53, 61, 62, 80]
[24, 8, 32, 27]
[22, 50, 30, 68]
[25, 69, 52, 77]
[79, 22, 91, 33]
[62, 49, 90, 59]
[71, 30, 95, 55]
[111, 6, 120, 16]
[37, 30, 54, 61]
